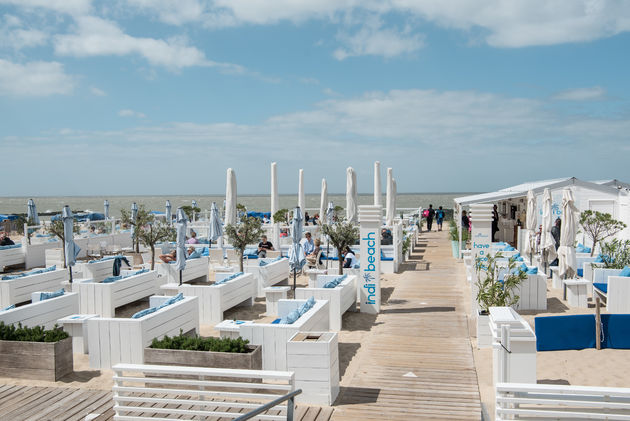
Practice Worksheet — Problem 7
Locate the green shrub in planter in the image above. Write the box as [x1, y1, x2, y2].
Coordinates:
[0, 322, 69, 343]
[475, 252, 527, 314]
[151, 331, 251, 353]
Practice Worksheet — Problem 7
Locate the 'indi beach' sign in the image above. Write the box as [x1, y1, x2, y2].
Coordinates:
[359, 205, 382, 314]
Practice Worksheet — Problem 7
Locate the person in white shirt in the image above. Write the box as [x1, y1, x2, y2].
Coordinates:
[301, 232, 315, 255]
[342, 246, 358, 268]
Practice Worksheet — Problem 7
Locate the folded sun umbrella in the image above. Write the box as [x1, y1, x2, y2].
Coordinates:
[289, 206, 306, 290]
[165, 200, 172, 225]
[27, 198, 40, 225]
[62, 205, 80, 282]
[319, 178, 328, 226]
[225, 168, 237, 226]
[175, 207, 188, 284]
[540, 188, 556, 269]
[104, 200, 110, 220]
[386, 168, 395, 226]
[209, 202, 223, 242]
[346, 167, 358, 224]
[523, 189, 537, 261]
[558, 188, 578, 279]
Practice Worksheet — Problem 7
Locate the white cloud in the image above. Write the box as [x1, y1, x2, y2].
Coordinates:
[0, 0, 92, 16]
[90, 86, 106, 96]
[0, 59, 75, 96]
[333, 21, 424, 60]
[54, 16, 243, 72]
[118, 109, 146, 118]
[552, 86, 607, 101]
[124, 0, 207, 25]
[0, 15, 47, 50]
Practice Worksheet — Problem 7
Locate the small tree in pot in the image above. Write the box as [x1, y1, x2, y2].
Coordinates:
[121, 204, 153, 253]
[137, 219, 176, 270]
[579, 210, 626, 257]
[225, 210, 263, 272]
[321, 220, 359, 275]
[475, 252, 527, 314]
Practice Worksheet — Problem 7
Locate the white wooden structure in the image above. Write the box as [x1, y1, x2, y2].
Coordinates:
[0, 268, 66, 307]
[294, 275, 357, 331]
[111, 363, 296, 421]
[156, 256, 209, 284]
[0, 292, 79, 329]
[287, 331, 339, 405]
[77, 257, 121, 283]
[87, 296, 199, 369]
[513, 273, 547, 311]
[162, 272, 256, 325]
[495, 382, 630, 420]
[590, 267, 624, 297]
[0, 245, 24, 271]
[245, 257, 290, 297]
[239, 299, 330, 370]
[73, 270, 160, 317]
[594, 275, 630, 313]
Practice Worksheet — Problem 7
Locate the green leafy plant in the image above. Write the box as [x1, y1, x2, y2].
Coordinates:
[150, 331, 251, 353]
[579, 211, 626, 257]
[46, 218, 80, 268]
[475, 252, 527, 314]
[402, 235, 411, 256]
[599, 239, 630, 269]
[224, 208, 264, 272]
[272, 209, 289, 225]
[321, 220, 359, 275]
[121, 204, 153, 253]
[181, 205, 201, 221]
[137, 220, 176, 270]
[449, 221, 469, 242]
[0, 322, 69, 343]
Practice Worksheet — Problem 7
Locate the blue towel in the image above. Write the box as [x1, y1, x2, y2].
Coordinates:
[39, 288, 65, 301]
[0, 244, 21, 250]
[593, 282, 608, 294]
[619, 266, 630, 277]
[187, 250, 201, 260]
[1, 304, 15, 312]
[131, 306, 158, 319]
[214, 272, 243, 285]
[535, 315, 596, 351]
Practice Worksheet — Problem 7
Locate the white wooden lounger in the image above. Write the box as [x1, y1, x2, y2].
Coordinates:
[0, 268, 67, 307]
[295, 275, 356, 331]
[162, 272, 256, 325]
[73, 270, 160, 317]
[245, 257, 290, 297]
[87, 296, 199, 369]
[0, 245, 25, 271]
[0, 292, 79, 329]
[156, 256, 209, 284]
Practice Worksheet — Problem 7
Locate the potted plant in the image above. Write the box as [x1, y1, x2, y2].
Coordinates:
[144, 331, 261, 371]
[449, 222, 470, 258]
[0, 322, 72, 381]
[136, 219, 176, 270]
[474, 252, 526, 346]
[224, 208, 264, 272]
[321, 219, 359, 275]
[579, 211, 626, 256]
[121, 204, 153, 264]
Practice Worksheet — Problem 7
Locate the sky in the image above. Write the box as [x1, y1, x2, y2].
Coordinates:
[1, 0, 629, 196]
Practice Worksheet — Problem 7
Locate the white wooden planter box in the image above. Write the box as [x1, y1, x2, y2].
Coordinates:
[583, 262, 605, 282]
[294, 275, 357, 331]
[0, 292, 79, 329]
[0, 245, 25, 271]
[287, 331, 339, 405]
[163, 272, 256, 325]
[156, 256, 209, 285]
[87, 296, 199, 369]
[245, 258, 290, 297]
[591, 267, 623, 297]
[512, 274, 547, 311]
[477, 312, 491, 348]
[73, 270, 159, 317]
[239, 299, 330, 371]
[595, 275, 630, 313]
[77, 258, 118, 282]
[0, 268, 67, 307]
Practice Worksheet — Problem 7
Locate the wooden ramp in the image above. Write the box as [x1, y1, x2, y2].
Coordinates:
[332, 230, 481, 420]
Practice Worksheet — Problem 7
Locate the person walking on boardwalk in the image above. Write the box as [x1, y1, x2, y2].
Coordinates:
[436, 206, 445, 231]
[426, 204, 436, 231]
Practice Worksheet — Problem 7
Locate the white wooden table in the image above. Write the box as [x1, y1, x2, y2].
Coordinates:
[215, 319, 254, 339]
[550, 266, 562, 289]
[263, 286, 291, 316]
[305, 269, 327, 288]
[563, 279, 590, 308]
[58, 314, 98, 354]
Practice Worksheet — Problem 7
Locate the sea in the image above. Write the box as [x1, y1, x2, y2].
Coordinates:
[0, 193, 472, 218]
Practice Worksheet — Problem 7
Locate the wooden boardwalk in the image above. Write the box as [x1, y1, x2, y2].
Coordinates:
[332, 229, 481, 420]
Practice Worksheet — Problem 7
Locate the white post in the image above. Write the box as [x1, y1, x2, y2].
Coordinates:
[470, 204, 493, 316]
[457, 203, 462, 258]
[359, 205, 382, 314]
[374, 161, 382, 206]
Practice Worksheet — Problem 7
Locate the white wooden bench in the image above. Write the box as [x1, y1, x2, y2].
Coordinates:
[73, 270, 160, 317]
[156, 256, 209, 284]
[512, 273, 547, 311]
[295, 275, 356, 331]
[110, 363, 296, 421]
[0, 292, 79, 329]
[590, 267, 623, 297]
[162, 272, 256, 325]
[77, 257, 126, 282]
[245, 257, 290, 297]
[594, 275, 630, 313]
[0, 268, 67, 307]
[0, 244, 25, 271]
[239, 299, 330, 371]
[87, 296, 199, 369]
[496, 382, 630, 420]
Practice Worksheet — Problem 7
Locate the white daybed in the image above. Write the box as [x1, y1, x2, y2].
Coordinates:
[295, 274, 356, 331]
[156, 256, 209, 284]
[0, 292, 79, 329]
[0, 244, 25, 271]
[245, 257, 290, 297]
[0, 267, 67, 307]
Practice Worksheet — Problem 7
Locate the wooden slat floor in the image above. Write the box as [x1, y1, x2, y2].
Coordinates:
[331, 229, 481, 420]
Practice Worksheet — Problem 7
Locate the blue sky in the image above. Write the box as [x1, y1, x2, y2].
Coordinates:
[1, 0, 629, 196]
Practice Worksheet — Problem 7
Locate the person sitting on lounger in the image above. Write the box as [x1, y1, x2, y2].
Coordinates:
[186, 231, 199, 244]
[342, 246, 358, 268]
[257, 235, 274, 258]
[0, 232, 14, 246]
[306, 239, 322, 267]
[159, 250, 176, 263]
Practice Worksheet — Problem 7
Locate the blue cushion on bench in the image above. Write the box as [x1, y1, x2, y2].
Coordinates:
[0, 244, 21, 250]
[214, 272, 243, 286]
[159, 292, 184, 309]
[593, 282, 608, 294]
[259, 259, 268, 266]
[577, 268, 583, 277]
[535, 315, 596, 351]
[601, 314, 630, 349]
[526, 267, 538, 275]
[1, 304, 15, 312]
[619, 266, 630, 277]
[102, 275, 122, 283]
[40, 288, 65, 301]
[131, 306, 158, 319]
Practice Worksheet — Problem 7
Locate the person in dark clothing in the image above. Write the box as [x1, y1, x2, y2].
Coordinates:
[0, 232, 14, 246]
[492, 205, 499, 242]
[257, 235, 274, 258]
[550, 218, 561, 266]
[461, 210, 470, 231]
[435, 206, 445, 231]
[426, 204, 436, 231]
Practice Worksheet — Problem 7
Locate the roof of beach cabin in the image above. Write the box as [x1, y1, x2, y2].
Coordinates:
[453, 177, 619, 206]
[592, 179, 630, 189]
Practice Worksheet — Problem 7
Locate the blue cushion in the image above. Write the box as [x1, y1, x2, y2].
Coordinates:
[214, 272, 243, 286]
[244, 248, 258, 256]
[323, 280, 337, 288]
[1, 304, 15, 312]
[201, 247, 209, 256]
[245, 254, 258, 259]
[102, 275, 122, 283]
[601, 314, 630, 349]
[576, 244, 592, 254]
[593, 282, 608, 294]
[503, 245, 515, 251]
[619, 266, 630, 277]
[159, 292, 184, 308]
[577, 268, 583, 277]
[187, 250, 201, 260]
[307, 296, 316, 308]
[271, 318, 281, 324]
[0, 244, 21, 250]
[297, 301, 310, 316]
[259, 260, 268, 266]
[519, 263, 528, 273]
[285, 309, 300, 324]
[39, 288, 65, 301]
[381, 256, 394, 261]
[131, 306, 158, 319]
[526, 267, 538, 275]
[535, 315, 596, 351]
